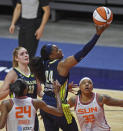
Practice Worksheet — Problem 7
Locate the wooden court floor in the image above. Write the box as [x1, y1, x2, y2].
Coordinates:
[0, 81, 123, 131]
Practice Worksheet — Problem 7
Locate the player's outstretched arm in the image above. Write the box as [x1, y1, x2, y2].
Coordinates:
[102, 94, 123, 107]
[33, 80, 63, 116]
[33, 98, 63, 116]
[58, 25, 109, 76]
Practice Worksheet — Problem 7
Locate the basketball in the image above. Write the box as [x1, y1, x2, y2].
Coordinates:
[93, 6, 113, 26]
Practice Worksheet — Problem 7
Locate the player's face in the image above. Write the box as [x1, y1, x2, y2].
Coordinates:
[16, 48, 29, 65]
[50, 45, 63, 60]
[79, 78, 93, 94]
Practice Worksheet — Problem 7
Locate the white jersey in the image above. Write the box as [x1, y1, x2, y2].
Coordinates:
[75, 93, 111, 131]
[6, 97, 36, 131]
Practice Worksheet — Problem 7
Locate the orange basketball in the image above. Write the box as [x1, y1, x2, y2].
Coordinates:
[93, 6, 113, 26]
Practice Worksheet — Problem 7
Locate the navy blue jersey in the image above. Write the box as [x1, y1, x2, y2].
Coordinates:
[14, 68, 37, 98]
[44, 59, 69, 103]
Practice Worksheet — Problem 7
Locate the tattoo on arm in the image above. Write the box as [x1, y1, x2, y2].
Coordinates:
[97, 95, 104, 106]
[103, 94, 123, 107]
[68, 97, 76, 107]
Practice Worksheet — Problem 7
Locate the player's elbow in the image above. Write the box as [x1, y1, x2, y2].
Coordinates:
[46, 5, 50, 12]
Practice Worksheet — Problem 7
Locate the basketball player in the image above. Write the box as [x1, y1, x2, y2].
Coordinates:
[0, 47, 43, 131]
[29, 24, 109, 131]
[0, 79, 63, 130]
[68, 77, 123, 131]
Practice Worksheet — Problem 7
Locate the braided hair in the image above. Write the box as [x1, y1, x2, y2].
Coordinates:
[29, 44, 53, 83]
[10, 79, 28, 97]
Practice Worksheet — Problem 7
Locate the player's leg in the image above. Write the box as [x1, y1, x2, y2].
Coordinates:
[34, 114, 39, 131]
[59, 116, 79, 131]
[40, 109, 59, 131]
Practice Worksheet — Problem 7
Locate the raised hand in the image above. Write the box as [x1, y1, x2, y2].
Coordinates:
[68, 81, 79, 94]
[96, 24, 110, 35]
[53, 80, 61, 94]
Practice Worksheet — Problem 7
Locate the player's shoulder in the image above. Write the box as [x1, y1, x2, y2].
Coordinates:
[1, 99, 10, 106]
[97, 93, 110, 99]
[7, 68, 16, 74]
[1, 99, 13, 112]
[96, 93, 106, 106]
[6, 69, 17, 78]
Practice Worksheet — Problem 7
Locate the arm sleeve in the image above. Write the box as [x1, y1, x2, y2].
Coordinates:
[74, 34, 100, 62]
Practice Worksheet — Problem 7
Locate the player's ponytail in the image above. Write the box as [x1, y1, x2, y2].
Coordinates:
[30, 44, 53, 83]
[29, 56, 45, 83]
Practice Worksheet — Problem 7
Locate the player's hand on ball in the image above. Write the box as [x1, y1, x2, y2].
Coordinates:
[96, 24, 109, 35]
[93, 6, 113, 35]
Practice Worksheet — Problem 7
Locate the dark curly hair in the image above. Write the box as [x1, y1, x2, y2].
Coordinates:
[10, 79, 28, 97]
[29, 56, 45, 83]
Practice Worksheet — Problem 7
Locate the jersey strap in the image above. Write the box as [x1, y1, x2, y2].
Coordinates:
[60, 81, 68, 102]
[62, 104, 73, 124]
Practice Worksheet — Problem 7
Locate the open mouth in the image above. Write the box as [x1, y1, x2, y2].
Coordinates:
[85, 87, 90, 90]
[25, 58, 29, 61]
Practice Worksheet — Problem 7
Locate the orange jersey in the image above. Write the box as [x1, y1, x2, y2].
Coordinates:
[6, 97, 36, 131]
[75, 93, 111, 131]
